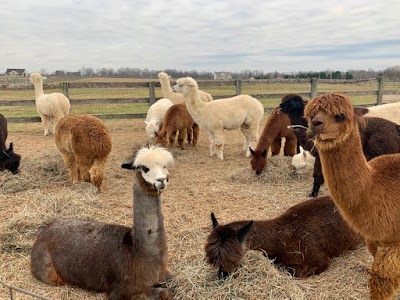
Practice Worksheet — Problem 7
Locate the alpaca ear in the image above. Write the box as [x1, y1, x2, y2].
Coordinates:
[211, 212, 219, 228]
[144, 121, 149, 125]
[237, 221, 253, 243]
[8, 142, 14, 152]
[249, 148, 255, 156]
[121, 162, 134, 169]
[261, 149, 267, 158]
[42, 76, 47, 80]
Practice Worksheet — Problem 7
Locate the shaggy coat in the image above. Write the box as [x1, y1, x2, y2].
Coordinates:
[158, 72, 213, 104]
[155, 104, 200, 149]
[281, 94, 400, 197]
[30, 145, 174, 300]
[356, 102, 400, 124]
[205, 196, 363, 279]
[30, 73, 70, 136]
[250, 106, 297, 175]
[305, 92, 400, 300]
[55, 114, 112, 192]
[173, 77, 264, 160]
[145, 98, 174, 142]
[0, 113, 21, 174]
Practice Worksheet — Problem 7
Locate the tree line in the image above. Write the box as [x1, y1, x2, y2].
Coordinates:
[46, 65, 400, 80]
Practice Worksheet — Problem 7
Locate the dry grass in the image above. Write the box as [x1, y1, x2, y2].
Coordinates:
[0, 116, 390, 299]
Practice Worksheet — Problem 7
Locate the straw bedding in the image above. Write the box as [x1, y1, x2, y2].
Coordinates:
[0, 117, 379, 299]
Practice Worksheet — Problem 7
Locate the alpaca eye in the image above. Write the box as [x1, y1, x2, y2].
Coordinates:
[334, 114, 346, 122]
[141, 166, 149, 173]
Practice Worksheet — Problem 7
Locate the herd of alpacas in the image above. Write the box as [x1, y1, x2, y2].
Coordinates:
[1, 72, 400, 299]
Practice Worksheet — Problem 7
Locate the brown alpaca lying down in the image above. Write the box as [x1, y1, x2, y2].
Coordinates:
[205, 196, 363, 279]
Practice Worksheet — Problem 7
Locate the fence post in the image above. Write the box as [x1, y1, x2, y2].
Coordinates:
[235, 80, 242, 96]
[62, 82, 69, 98]
[310, 78, 318, 99]
[149, 82, 156, 105]
[377, 76, 384, 105]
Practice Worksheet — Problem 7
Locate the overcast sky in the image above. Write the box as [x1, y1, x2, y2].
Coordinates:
[1, 0, 400, 74]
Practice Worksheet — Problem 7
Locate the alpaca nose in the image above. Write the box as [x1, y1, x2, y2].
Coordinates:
[311, 117, 324, 131]
[156, 178, 167, 189]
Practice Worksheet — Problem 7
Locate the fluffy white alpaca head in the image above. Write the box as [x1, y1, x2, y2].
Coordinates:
[291, 146, 316, 175]
[144, 120, 160, 142]
[158, 72, 170, 80]
[172, 77, 198, 95]
[122, 145, 174, 192]
[29, 73, 47, 84]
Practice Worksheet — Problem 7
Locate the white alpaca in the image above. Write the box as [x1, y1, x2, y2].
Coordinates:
[365, 102, 400, 124]
[173, 77, 264, 160]
[145, 98, 174, 142]
[29, 73, 70, 136]
[158, 72, 213, 104]
[291, 146, 316, 175]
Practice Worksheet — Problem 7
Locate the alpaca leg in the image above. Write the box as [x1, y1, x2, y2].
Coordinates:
[192, 124, 200, 146]
[208, 131, 216, 156]
[271, 138, 282, 156]
[186, 127, 193, 145]
[240, 125, 259, 157]
[310, 156, 324, 197]
[369, 246, 400, 300]
[177, 128, 187, 150]
[168, 130, 177, 147]
[40, 114, 50, 136]
[60, 152, 79, 185]
[284, 136, 298, 156]
[77, 157, 93, 182]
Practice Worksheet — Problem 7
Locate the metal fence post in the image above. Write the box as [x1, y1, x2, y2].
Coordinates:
[235, 80, 242, 96]
[377, 76, 384, 105]
[62, 82, 69, 98]
[149, 82, 156, 105]
[310, 78, 318, 99]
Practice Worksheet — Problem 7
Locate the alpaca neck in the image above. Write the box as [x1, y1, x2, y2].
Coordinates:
[317, 125, 373, 213]
[184, 88, 206, 119]
[33, 82, 44, 100]
[244, 220, 283, 257]
[160, 77, 173, 97]
[132, 172, 167, 256]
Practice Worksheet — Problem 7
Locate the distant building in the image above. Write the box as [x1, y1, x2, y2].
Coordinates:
[5, 68, 28, 77]
[214, 72, 233, 80]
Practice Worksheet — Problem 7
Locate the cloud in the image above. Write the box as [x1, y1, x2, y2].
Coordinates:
[1, 0, 399, 73]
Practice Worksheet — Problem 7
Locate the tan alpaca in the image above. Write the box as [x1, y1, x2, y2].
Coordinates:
[304, 92, 400, 300]
[55, 114, 112, 192]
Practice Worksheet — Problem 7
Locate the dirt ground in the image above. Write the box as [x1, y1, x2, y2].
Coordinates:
[0, 116, 395, 299]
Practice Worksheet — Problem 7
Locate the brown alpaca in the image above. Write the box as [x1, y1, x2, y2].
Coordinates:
[155, 104, 199, 150]
[55, 114, 112, 192]
[205, 196, 362, 279]
[30, 145, 174, 300]
[305, 93, 400, 300]
[250, 106, 297, 175]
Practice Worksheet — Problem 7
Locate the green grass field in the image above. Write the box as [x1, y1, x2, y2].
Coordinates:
[0, 78, 398, 118]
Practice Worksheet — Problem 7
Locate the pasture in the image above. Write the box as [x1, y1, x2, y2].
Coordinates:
[0, 115, 384, 300]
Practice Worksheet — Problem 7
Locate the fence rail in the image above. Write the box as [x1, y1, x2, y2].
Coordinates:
[0, 280, 50, 300]
[1, 77, 398, 123]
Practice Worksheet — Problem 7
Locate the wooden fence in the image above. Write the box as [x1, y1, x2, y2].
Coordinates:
[1, 77, 399, 123]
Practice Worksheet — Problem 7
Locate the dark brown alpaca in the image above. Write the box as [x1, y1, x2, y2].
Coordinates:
[30, 145, 174, 300]
[281, 94, 400, 197]
[305, 93, 400, 300]
[250, 107, 297, 175]
[205, 196, 363, 279]
[155, 104, 199, 150]
[0, 113, 21, 174]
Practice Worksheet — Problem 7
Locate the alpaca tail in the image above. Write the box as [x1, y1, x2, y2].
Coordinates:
[89, 157, 108, 192]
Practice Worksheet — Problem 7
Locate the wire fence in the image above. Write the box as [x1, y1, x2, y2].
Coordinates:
[0, 280, 50, 300]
